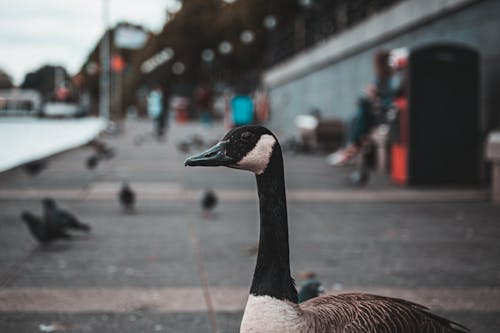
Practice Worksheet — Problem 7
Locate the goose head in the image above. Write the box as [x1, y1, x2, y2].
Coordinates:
[184, 125, 278, 175]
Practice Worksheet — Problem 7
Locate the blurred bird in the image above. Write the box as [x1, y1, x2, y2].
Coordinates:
[201, 188, 218, 217]
[24, 160, 47, 176]
[176, 141, 191, 153]
[21, 211, 70, 244]
[42, 198, 91, 233]
[190, 134, 205, 149]
[92, 140, 116, 160]
[86, 155, 100, 170]
[118, 182, 136, 213]
[97, 143, 115, 159]
[98, 145, 115, 160]
[298, 277, 325, 303]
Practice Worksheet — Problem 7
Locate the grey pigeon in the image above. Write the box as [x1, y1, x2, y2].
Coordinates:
[119, 182, 136, 213]
[201, 188, 218, 217]
[177, 141, 191, 153]
[86, 155, 100, 170]
[21, 211, 70, 244]
[42, 198, 91, 233]
[24, 160, 47, 176]
[94, 141, 115, 160]
[298, 278, 325, 303]
[190, 134, 205, 149]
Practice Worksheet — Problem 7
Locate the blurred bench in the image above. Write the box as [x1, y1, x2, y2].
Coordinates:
[486, 130, 500, 204]
[295, 116, 344, 152]
[315, 119, 344, 152]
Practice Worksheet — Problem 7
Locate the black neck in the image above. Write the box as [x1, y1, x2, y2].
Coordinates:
[249, 144, 297, 303]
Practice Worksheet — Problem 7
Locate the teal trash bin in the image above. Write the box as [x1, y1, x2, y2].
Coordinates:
[231, 95, 254, 126]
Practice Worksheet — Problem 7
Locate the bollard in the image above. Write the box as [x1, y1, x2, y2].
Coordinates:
[486, 131, 500, 204]
[371, 124, 390, 173]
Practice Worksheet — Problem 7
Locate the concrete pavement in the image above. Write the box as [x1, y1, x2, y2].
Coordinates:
[0, 120, 499, 332]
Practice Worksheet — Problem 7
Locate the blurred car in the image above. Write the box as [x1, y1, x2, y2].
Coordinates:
[0, 89, 42, 117]
[41, 102, 88, 118]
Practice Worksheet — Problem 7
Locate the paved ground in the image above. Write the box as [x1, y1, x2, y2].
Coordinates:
[0, 120, 499, 333]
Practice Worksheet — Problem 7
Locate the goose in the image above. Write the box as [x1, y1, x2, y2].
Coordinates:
[185, 125, 469, 333]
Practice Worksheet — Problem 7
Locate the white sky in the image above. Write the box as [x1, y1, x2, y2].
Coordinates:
[0, 0, 178, 85]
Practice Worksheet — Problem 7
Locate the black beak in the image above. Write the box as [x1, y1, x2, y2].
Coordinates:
[184, 140, 234, 167]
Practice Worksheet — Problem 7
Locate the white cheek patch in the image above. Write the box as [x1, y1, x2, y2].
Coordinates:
[237, 134, 276, 174]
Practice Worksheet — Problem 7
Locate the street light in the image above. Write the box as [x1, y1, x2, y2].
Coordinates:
[99, 0, 110, 122]
[201, 49, 215, 62]
[218, 41, 233, 55]
[263, 15, 278, 30]
[172, 62, 185, 75]
[240, 30, 255, 44]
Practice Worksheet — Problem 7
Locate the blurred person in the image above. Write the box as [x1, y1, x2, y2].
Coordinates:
[195, 85, 214, 127]
[328, 49, 404, 166]
[223, 89, 235, 129]
[160, 84, 170, 138]
[254, 87, 270, 124]
[147, 84, 168, 139]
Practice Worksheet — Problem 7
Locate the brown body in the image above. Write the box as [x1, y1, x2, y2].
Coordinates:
[299, 293, 468, 332]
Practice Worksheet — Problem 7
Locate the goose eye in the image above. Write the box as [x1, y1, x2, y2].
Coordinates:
[240, 132, 252, 142]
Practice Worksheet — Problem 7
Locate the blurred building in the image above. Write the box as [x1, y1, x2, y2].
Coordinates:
[76, 22, 151, 118]
[262, 0, 500, 138]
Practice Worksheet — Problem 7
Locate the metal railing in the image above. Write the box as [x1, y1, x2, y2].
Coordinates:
[266, 0, 405, 66]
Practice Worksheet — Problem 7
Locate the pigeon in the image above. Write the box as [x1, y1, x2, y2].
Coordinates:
[21, 211, 70, 244]
[298, 278, 325, 303]
[98, 145, 115, 160]
[201, 188, 218, 217]
[24, 160, 47, 176]
[190, 134, 205, 149]
[177, 141, 191, 153]
[94, 141, 115, 160]
[42, 198, 91, 233]
[118, 182, 136, 213]
[86, 155, 100, 170]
